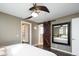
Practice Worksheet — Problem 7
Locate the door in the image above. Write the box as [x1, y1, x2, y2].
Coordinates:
[72, 18, 79, 55]
[21, 21, 32, 44]
[38, 24, 43, 45]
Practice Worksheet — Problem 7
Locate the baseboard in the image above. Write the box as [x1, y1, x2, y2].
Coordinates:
[51, 47, 76, 55]
[34, 43, 43, 46]
[34, 44, 39, 46]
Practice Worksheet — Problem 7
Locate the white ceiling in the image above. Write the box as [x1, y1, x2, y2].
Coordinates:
[0, 3, 79, 23]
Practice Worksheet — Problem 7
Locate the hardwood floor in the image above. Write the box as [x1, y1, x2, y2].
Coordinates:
[36, 45, 75, 56]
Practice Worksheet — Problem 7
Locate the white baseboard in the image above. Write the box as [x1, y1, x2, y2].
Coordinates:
[34, 44, 39, 46]
[51, 47, 75, 55]
[34, 43, 43, 46]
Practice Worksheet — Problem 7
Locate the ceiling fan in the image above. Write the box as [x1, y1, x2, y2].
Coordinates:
[23, 3, 50, 20]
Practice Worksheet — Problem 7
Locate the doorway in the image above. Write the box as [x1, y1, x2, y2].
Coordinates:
[38, 24, 43, 46]
[21, 21, 32, 45]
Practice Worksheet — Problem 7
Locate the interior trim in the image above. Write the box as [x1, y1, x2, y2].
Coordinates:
[21, 21, 32, 45]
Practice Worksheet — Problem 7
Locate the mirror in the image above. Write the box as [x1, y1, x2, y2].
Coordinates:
[52, 22, 71, 45]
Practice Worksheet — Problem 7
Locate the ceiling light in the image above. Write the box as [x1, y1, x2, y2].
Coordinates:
[31, 12, 38, 17]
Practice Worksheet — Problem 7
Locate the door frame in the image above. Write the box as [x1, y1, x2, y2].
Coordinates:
[21, 21, 32, 45]
[38, 24, 43, 45]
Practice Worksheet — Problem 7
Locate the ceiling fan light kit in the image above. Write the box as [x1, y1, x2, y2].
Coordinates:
[31, 12, 38, 17]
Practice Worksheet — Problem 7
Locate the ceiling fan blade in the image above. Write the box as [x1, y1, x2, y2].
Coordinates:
[33, 3, 37, 7]
[29, 3, 37, 11]
[29, 6, 50, 13]
[29, 6, 35, 11]
[37, 6, 50, 13]
[23, 16, 32, 20]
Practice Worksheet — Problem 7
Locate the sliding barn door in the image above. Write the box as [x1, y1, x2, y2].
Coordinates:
[43, 21, 51, 48]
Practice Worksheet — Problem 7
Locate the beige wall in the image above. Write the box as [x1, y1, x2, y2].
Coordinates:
[31, 23, 39, 45]
[0, 12, 39, 47]
[0, 12, 21, 47]
[24, 20, 39, 45]
[51, 13, 79, 52]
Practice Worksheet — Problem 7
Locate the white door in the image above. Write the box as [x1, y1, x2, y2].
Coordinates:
[72, 18, 79, 55]
[38, 24, 43, 45]
[21, 21, 32, 44]
[23, 24, 29, 42]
